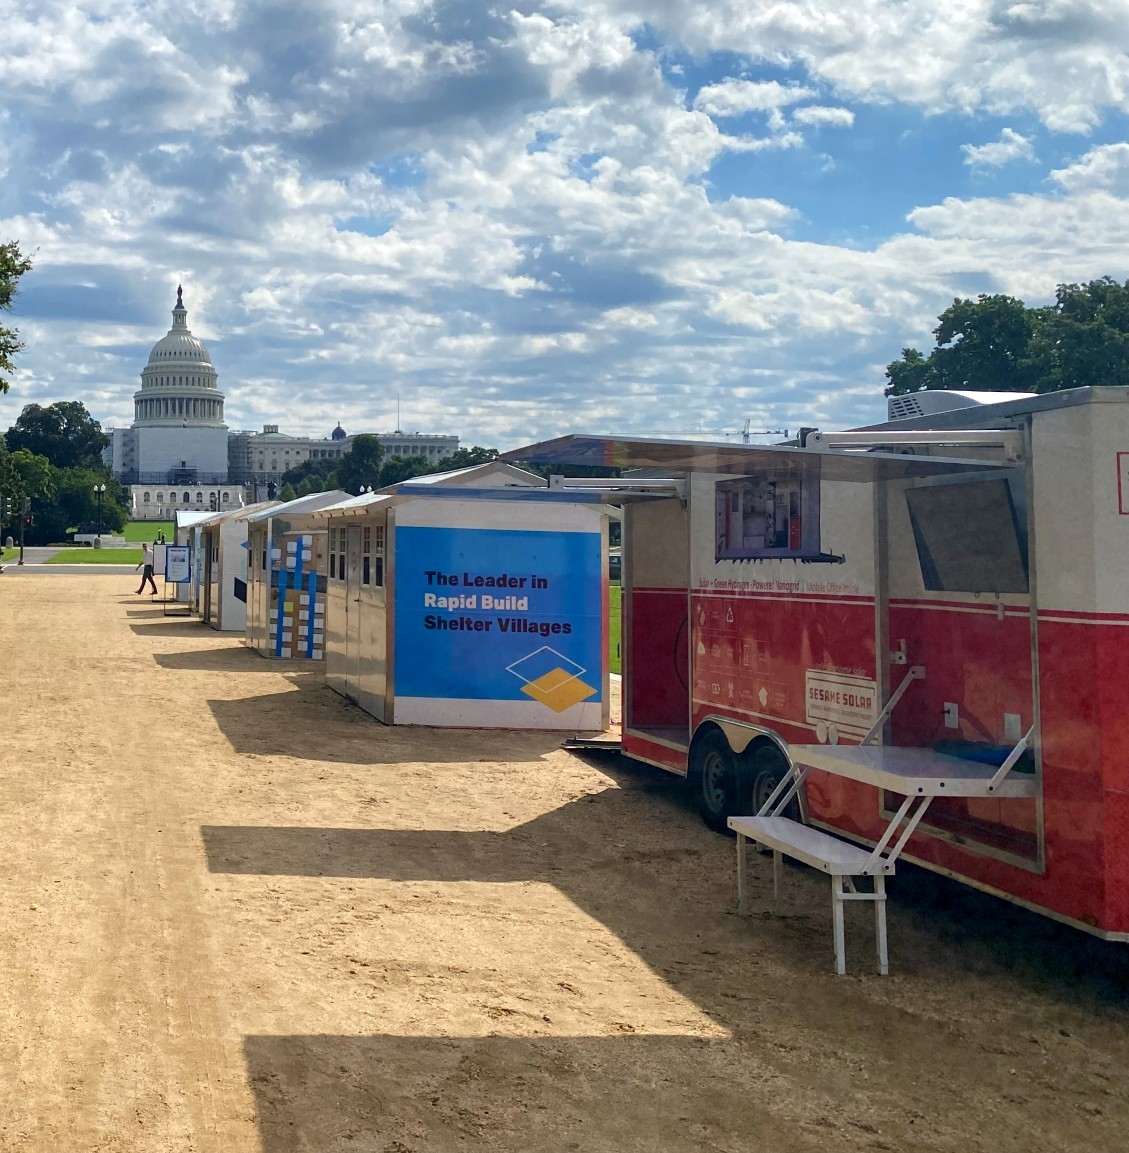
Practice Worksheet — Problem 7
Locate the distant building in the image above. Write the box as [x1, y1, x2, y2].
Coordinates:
[131, 484, 245, 521]
[106, 287, 459, 516]
[107, 286, 229, 485]
[228, 423, 459, 493]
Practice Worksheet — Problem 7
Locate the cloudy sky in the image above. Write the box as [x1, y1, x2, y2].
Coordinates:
[3, 1, 1129, 450]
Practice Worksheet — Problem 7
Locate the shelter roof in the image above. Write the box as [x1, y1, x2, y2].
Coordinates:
[394, 461, 544, 489]
[242, 489, 351, 523]
[315, 485, 611, 518]
[174, 510, 216, 528]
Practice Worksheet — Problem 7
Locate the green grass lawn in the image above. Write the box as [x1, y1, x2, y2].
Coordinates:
[123, 521, 174, 542]
[46, 549, 144, 565]
[610, 581, 621, 675]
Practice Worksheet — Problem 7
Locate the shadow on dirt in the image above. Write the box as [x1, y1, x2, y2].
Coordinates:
[243, 1033, 802, 1153]
[205, 748, 1129, 1150]
[204, 674, 566, 766]
[129, 621, 212, 637]
[154, 647, 290, 673]
[215, 748, 1129, 1151]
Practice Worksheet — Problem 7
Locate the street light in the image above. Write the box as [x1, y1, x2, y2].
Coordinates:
[93, 483, 106, 536]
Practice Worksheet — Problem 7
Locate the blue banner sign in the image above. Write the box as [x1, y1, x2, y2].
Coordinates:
[394, 526, 602, 709]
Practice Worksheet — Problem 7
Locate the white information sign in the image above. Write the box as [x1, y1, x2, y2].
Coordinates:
[804, 670, 877, 738]
[165, 544, 191, 583]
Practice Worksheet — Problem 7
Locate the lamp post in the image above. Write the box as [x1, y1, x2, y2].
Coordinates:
[94, 483, 106, 536]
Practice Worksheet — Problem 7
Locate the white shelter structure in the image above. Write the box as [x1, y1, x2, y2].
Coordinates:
[315, 482, 609, 730]
[174, 509, 215, 609]
[243, 491, 351, 660]
[200, 502, 277, 632]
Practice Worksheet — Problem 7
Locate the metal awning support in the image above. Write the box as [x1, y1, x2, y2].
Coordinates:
[548, 476, 686, 500]
[803, 429, 1024, 464]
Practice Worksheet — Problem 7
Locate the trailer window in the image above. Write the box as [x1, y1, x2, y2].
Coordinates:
[373, 522, 385, 588]
[715, 471, 823, 561]
[362, 526, 371, 585]
[906, 475, 1029, 594]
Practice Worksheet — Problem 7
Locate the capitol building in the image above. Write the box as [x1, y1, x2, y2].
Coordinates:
[106, 286, 457, 518]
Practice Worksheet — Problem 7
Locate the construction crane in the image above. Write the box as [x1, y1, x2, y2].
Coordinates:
[652, 419, 789, 443]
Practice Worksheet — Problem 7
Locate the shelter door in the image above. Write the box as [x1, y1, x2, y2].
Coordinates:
[345, 525, 363, 691]
[202, 540, 213, 623]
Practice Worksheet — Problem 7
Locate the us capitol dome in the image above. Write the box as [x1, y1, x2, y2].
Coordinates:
[133, 284, 225, 428]
[107, 285, 230, 485]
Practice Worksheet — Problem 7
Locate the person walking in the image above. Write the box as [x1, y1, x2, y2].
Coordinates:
[135, 543, 158, 595]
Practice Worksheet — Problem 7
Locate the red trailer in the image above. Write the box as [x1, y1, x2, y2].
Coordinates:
[508, 388, 1129, 971]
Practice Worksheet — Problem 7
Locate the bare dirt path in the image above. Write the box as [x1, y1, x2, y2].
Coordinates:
[2, 574, 1128, 1153]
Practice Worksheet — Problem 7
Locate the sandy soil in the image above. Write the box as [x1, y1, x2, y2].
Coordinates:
[2, 574, 1129, 1153]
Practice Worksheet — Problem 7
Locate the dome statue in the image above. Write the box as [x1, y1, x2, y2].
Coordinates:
[331, 423, 347, 440]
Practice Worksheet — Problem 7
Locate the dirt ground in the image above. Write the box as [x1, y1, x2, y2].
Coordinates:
[2, 574, 1129, 1153]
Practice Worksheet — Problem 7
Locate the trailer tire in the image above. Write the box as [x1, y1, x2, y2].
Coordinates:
[746, 742, 798, 820]
[692, 730, 745, 832]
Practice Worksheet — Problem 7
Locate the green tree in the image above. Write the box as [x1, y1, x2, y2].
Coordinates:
[0, 241, 33, 393]
[884, 279, 1129, 398]
[9, 449, 54, 502]
[278, 483, 298, 503]
[5, 401, 110, 468]
[0, 442, 19, 540]
[435, 445, 500, 469]
[29, 466, 126, 545]
[883, 347, 934, 396]
[280, 455, 338, 494]
[885, 294, 1042, 396]
[1027, 277, 1129, 392]
[336, 434, 385, 493]
[378, 454, 433, 488]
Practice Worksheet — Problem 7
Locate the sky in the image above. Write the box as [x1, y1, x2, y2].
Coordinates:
[3, 1, 1129, 452]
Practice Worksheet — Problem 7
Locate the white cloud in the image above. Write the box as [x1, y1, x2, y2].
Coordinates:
[693, 79, 816, 118]
[2, 1, 1129, 449]
[791, 106, 855, 127]
[579, 0, 1129, 132]
[1051, 143, 1129, 194]
[961, 128, 1036, 167]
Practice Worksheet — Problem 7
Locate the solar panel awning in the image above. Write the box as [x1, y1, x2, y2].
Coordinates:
[499, 434, 1010, 483]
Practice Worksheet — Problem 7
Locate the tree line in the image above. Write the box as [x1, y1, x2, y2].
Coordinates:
[0, 402, 124, 546]
[276, 437, 502, 500]
[885, 278, 1129, 396]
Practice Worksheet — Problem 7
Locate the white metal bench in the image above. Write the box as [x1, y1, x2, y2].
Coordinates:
[730, 814, 893, 974]
[729, 666, 1036, 975]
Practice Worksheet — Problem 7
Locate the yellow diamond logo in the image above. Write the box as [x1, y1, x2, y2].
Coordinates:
[520, 667, 597, 712]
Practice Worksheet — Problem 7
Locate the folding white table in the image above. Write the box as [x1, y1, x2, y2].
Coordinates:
[731, 728, 1036, 975]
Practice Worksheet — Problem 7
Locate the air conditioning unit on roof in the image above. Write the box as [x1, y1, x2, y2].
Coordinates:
[887, 390, 1035, 421]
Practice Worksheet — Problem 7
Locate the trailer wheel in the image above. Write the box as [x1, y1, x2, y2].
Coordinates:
[746, 743, 797, 820]
[692, 730, 743, 832]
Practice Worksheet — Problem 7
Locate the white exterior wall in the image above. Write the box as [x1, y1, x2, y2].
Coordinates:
[137, 426, 229, 478]
[132, 484, 246, 520]
[211, 516, 253, 632]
